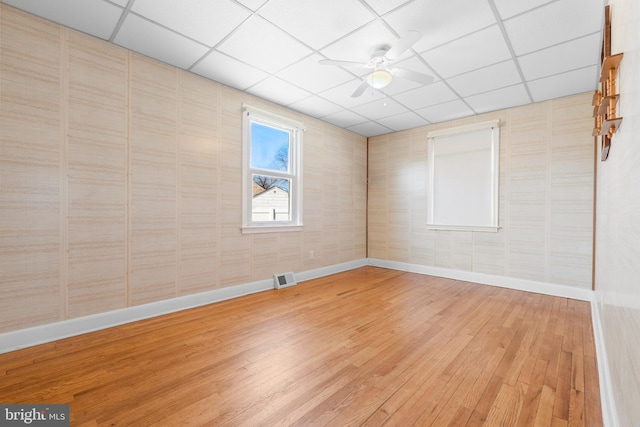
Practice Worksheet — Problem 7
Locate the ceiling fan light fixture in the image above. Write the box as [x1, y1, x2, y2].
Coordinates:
[367, 69, 393, 89]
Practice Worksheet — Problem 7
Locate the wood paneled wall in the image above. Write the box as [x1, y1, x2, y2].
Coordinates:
[1, 7, 62, 331]
[368, 92, 594, 290]
[0, 6, 367, 333]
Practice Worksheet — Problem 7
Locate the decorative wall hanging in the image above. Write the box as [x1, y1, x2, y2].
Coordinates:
[592, 5, 623, 161]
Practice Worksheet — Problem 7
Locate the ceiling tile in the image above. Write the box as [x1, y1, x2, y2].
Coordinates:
[464, 84, 531, 113]
[321, 110, 368, 129]
[351, 98, 409, 121]
[492, 0, 554, 20]
[362, 0, 413, 16]
[236, 0, 268, 12]
[276, 54, 356, 93]
[377, 112, 430, 131]
[347, 121, 393, 137]
[130, 0, 250, 47]
[447, 60, 522, 97]
[421, 25, 511, 78]
[288, 96, 343, 118]
[216, 16, 312, 74]
[4, 0, 606, 136]
[504, 0, 606, 55]
[114, 14, 210, 69]
[518, 33, 601, 81]
[191, 51, 268, 91]
[528, 66, 598, 102]
[258, 0, 375, 50]
[3, 0, 123, 40]
[246, 76, 312, 106]
[385, 56, 438, 95]
[319, 79, 386, 109]
[394, 82, 458, 111]
[320, 20, 401, 66]
[415, 99, 475, 123]
[383, 0, 496, 52]
[383, 76, 425, 96]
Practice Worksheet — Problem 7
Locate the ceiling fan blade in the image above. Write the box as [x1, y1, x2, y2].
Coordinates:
[319, 59, 365, 68]
[351, 79, 370, 98]
[385, 30, 422, 61]
[393, 68, 434, 85]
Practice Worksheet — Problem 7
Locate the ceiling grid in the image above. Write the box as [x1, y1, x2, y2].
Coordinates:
[1, 0, 605, 136]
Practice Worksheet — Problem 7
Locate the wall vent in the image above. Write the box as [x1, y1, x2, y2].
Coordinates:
[274, 272, 296, 289]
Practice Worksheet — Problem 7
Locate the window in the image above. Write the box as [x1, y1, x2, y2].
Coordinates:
[426, 120, 500, 232]
[242, 105, 303, 233]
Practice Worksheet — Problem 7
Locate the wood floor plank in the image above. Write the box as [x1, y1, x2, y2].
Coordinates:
[0, 267, 602, 426]
[535, 385, 556, 427]
[484, 381, 527, 426]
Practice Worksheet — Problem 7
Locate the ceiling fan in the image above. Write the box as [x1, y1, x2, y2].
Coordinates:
[319, 31, 434, 98]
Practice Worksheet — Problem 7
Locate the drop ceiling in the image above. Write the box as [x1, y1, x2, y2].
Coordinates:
[2, 0, 606, 137]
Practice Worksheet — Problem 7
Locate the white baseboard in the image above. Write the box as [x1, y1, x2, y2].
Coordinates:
[368, 258, 618, 424]
[295, 258, 369, 282]
[0, 258, 594, 354]
[2, 256, 614, 424]
[367, 258, 594, 301]
[591, 299, 619, 427]
[0, 258, 368, 354]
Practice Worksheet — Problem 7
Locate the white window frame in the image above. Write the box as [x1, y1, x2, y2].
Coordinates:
[426, 120, 500, 232]
[241, 105, 303, 234]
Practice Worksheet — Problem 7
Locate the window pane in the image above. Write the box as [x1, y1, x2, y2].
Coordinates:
[250, 122, 289, 172]
[427, 121, 499, 232]
[252, 175, 291, 222]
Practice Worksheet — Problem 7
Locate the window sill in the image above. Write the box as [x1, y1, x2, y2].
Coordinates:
[241, 225, 303, 234]
[425, 224, 500, 233]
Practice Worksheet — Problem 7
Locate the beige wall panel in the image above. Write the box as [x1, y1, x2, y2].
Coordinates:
[409, 131, 428, 207]
[217, 87, 251, 285]
[409, 229, 436, 265]
[321, 128, 342, 265]
[129, 56, 178, 306]
[368, 94, 593, 290]
[387, 223, 410, 262]
[302, 126, 325, 195]
[251, 233, 278, 281]
[218, 86, 248, 140]
[178, 72, 219, 295]
[549, 93, 593, 286]
[303, 189, 323, 232]
[276, 232, 303, 274]
[506, 103, 549, 282]
[452, 231, 473, 271]
[301, 127, 325, 267]
[329, 124, 366, 263]
[321, 217, 340, 265]
[367, 226, 388, 260]
[595, 1, 640, 423]
[178, 72, 219, 137]
[434, 231, 455, 269]
[0, 8, 61, 331]
[367, 138, 389, 258]
[219, 236, 252, 287]
[66, 32, 128, 318]
[303, 231, 323, 270]
[341, 139, 366, 259]
[472, 231, 506, 275]
[218, 88, 244, 240]
[388, 134, 412, 262]
[0, 4, 367, 333]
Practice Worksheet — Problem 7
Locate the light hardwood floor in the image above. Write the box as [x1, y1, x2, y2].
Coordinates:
[0, 267, 602, 426]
